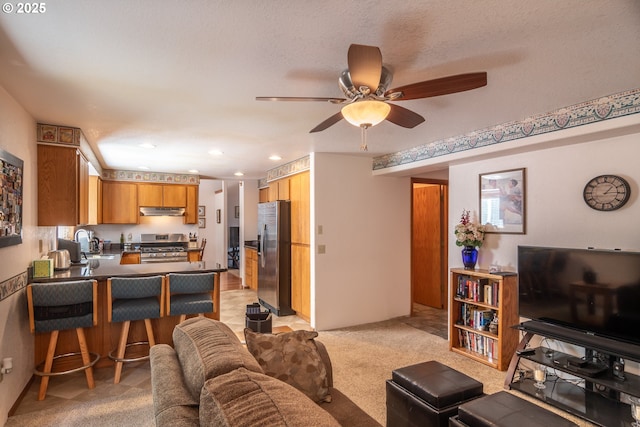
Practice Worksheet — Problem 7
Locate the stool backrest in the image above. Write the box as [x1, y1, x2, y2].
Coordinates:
[27, 280, 98, 333]
[107, 276, 165, 322]
[167, 272, 215, 294]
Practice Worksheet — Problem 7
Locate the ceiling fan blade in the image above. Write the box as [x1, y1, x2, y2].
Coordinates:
[387, 72, 487, 101]
[347, 44, 382, 93]
[386, 104, 425, 128]
[309, 111, 344, 133]
[256, 96, 346, 103]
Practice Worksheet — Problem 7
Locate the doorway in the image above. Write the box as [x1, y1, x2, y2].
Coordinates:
[411, 179, 448, 314]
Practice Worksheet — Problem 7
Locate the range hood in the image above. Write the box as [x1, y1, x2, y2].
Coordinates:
[139, 207, 185, 217]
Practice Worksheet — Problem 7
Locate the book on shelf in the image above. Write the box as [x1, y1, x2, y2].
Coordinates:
[456, 276, 500, 305]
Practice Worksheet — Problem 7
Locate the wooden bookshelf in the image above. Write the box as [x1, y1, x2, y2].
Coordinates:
[449, 268, 519, 371]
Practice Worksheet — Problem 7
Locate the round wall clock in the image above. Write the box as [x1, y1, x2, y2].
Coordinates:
[583, 174, 631, 211]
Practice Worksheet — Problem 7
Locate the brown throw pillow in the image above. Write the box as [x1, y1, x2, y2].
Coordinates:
[244, 328, 331, 403]
[199, 368, 340, 427]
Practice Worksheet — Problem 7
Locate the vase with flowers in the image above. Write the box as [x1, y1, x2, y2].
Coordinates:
[454, 209, 485, 269]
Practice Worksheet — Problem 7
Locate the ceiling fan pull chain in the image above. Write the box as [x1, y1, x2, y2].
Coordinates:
[360, 125, 369, 151]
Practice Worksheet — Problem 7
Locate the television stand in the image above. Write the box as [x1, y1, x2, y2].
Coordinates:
[505, 321, 640, 426]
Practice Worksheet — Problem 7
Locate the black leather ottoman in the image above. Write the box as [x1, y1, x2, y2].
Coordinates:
[386, 361, 484, 427]
[448, 391, 578, 427]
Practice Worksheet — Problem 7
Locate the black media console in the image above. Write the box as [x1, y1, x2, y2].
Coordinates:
[506, 320, 640, 427]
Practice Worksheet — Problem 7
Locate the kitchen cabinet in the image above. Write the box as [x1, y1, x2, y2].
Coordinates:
[245, 247, 258, 290]
[37, 144, 89, 226]
[138, 184, 186, 207]
[291, 244, 310, 320]
[119, 252, 141, 264]
[185, 185, 198, 224]
[264, 178, 290, 202]
[289, 172, 310, 245]
[88, 175, 102, 225]
[259, 188, 269, 203]
[102, 181, 138, 224]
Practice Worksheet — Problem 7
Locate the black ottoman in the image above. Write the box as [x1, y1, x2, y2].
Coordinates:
[386, 361, 484, 427]
[448, 391, 578, 427]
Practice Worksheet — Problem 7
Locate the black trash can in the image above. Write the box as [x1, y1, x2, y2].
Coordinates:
[245, 303, 272, 333]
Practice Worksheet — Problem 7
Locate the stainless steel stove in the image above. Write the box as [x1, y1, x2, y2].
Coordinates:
[139, 233, 188, 263]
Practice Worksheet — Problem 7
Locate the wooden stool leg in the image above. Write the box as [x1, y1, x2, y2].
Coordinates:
[38, 330, 59, 401]
[144, 319, 156, 347]
[76, 327, 95, 389]
[114, 321, 130, 384]
[179, 314, 187, 323]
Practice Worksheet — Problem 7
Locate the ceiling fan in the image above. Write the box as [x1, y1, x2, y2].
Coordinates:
[257, 44, 487, 150]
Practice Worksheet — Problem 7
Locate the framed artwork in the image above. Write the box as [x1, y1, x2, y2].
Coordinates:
[479, 168, 526, 234]
[0, 148, 24, 248]
[58, 127, 74, 144]
[198, 205, 206, 217]
[198, 218, 206, 228]
[216, 209, 221, 224]
[234, 205, 239, 218]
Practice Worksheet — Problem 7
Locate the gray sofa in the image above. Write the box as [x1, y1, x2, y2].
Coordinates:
[150, 317, 380, 427]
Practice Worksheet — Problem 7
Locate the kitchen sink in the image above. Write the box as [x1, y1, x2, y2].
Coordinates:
[85, 254, 116, 260]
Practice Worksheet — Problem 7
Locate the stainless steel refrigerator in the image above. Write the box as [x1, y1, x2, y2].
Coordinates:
[257, 200, 295, 316]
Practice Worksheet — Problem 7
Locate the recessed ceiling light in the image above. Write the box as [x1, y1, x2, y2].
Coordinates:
[234, 172, 244, 177]
[139, 143, 156, 149]
[139, 166, 149, 170]
[208, 150, 223, 156]
[269, 155, 282, 161]
[188, 169, 199, 174]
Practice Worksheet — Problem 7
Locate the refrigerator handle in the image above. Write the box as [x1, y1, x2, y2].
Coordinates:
[259, 224, 267, 269]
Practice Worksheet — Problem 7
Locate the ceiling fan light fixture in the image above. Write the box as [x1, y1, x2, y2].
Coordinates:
[341, 100, 390, 128]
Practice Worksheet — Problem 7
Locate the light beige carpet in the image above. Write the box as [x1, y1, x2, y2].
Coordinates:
[6, 315, 591, 426]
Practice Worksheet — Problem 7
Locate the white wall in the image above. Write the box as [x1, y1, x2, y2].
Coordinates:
[0, 86, 39, 425]
[448, 128, 640, 372]
[239, 180, 259, 281]
[198, 179, 224, 265]
[312, 153, 411, 330]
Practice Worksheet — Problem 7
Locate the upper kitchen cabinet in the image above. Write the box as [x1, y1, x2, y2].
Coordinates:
[138, 184, 187, 207]
[37, 144, 90, 226]
[87, 175, 102, 225]
[102, 181, 138, 224]
[185, 185, 198, 224]
[289, 171, 310, 245]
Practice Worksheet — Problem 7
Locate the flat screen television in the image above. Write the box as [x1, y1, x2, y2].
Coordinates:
[518, 246, 640, 346]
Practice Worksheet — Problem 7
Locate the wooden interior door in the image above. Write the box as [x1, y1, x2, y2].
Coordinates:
[411, 181, 448, 309]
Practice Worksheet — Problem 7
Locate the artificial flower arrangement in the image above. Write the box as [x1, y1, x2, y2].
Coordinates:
[454, 209, 485, 248]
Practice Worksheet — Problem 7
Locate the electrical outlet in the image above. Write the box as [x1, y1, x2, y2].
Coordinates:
[317, 244, 326, 254]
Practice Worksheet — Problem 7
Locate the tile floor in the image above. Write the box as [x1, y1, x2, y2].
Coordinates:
[11, 272, 447, 416]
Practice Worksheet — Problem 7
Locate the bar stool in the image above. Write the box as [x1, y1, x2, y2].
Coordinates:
[107, 275, 164, 384]
[166, 272, 220, 322]
[26, 280, 100, 400]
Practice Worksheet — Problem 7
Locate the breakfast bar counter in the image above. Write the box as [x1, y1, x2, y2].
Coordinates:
[29, 260, 226, 368]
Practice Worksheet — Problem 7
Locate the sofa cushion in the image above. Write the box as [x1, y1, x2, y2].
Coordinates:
[199, 368, 341, 427]
[244, 328, 331, 403]
[172, 317, 263, 400]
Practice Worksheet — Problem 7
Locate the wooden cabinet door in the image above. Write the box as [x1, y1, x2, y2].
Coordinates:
[120, 252, 141, 264]
[38, 145, 79, 226]
[185, 185, 198, 224]
[102, 181, 138, 223]
[290, 172, 310, 245]
[291, 244, 310, 319]
[138, 184, 163, 206]
[163, 185, 187, 207]
[259, 188, 269, 203]
[78, 151, 89, 225]
[88, 176, 102, 225]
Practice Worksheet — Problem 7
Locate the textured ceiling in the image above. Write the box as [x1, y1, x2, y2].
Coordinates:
[0, 1, 638, 179]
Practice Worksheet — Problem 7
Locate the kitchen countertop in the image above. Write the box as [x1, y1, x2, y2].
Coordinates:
[31, 256, 226, 283]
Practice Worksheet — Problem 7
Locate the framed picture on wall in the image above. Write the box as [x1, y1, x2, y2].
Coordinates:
[198, 205, 206, 217]
[198, 218, 206, 228]
[0, 148, 24, 248]
[234, 206, 239, 218]
[216, 209, 221, 223]
[479, 168, 526, 234]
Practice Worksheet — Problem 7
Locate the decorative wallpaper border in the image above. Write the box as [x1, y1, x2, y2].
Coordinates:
[37, 123, 82, 146]
[101, 170, 200, 185]
[264, 156, 310, 185]
[373, 88, 640, 171]
[0, 271, 28, 302]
